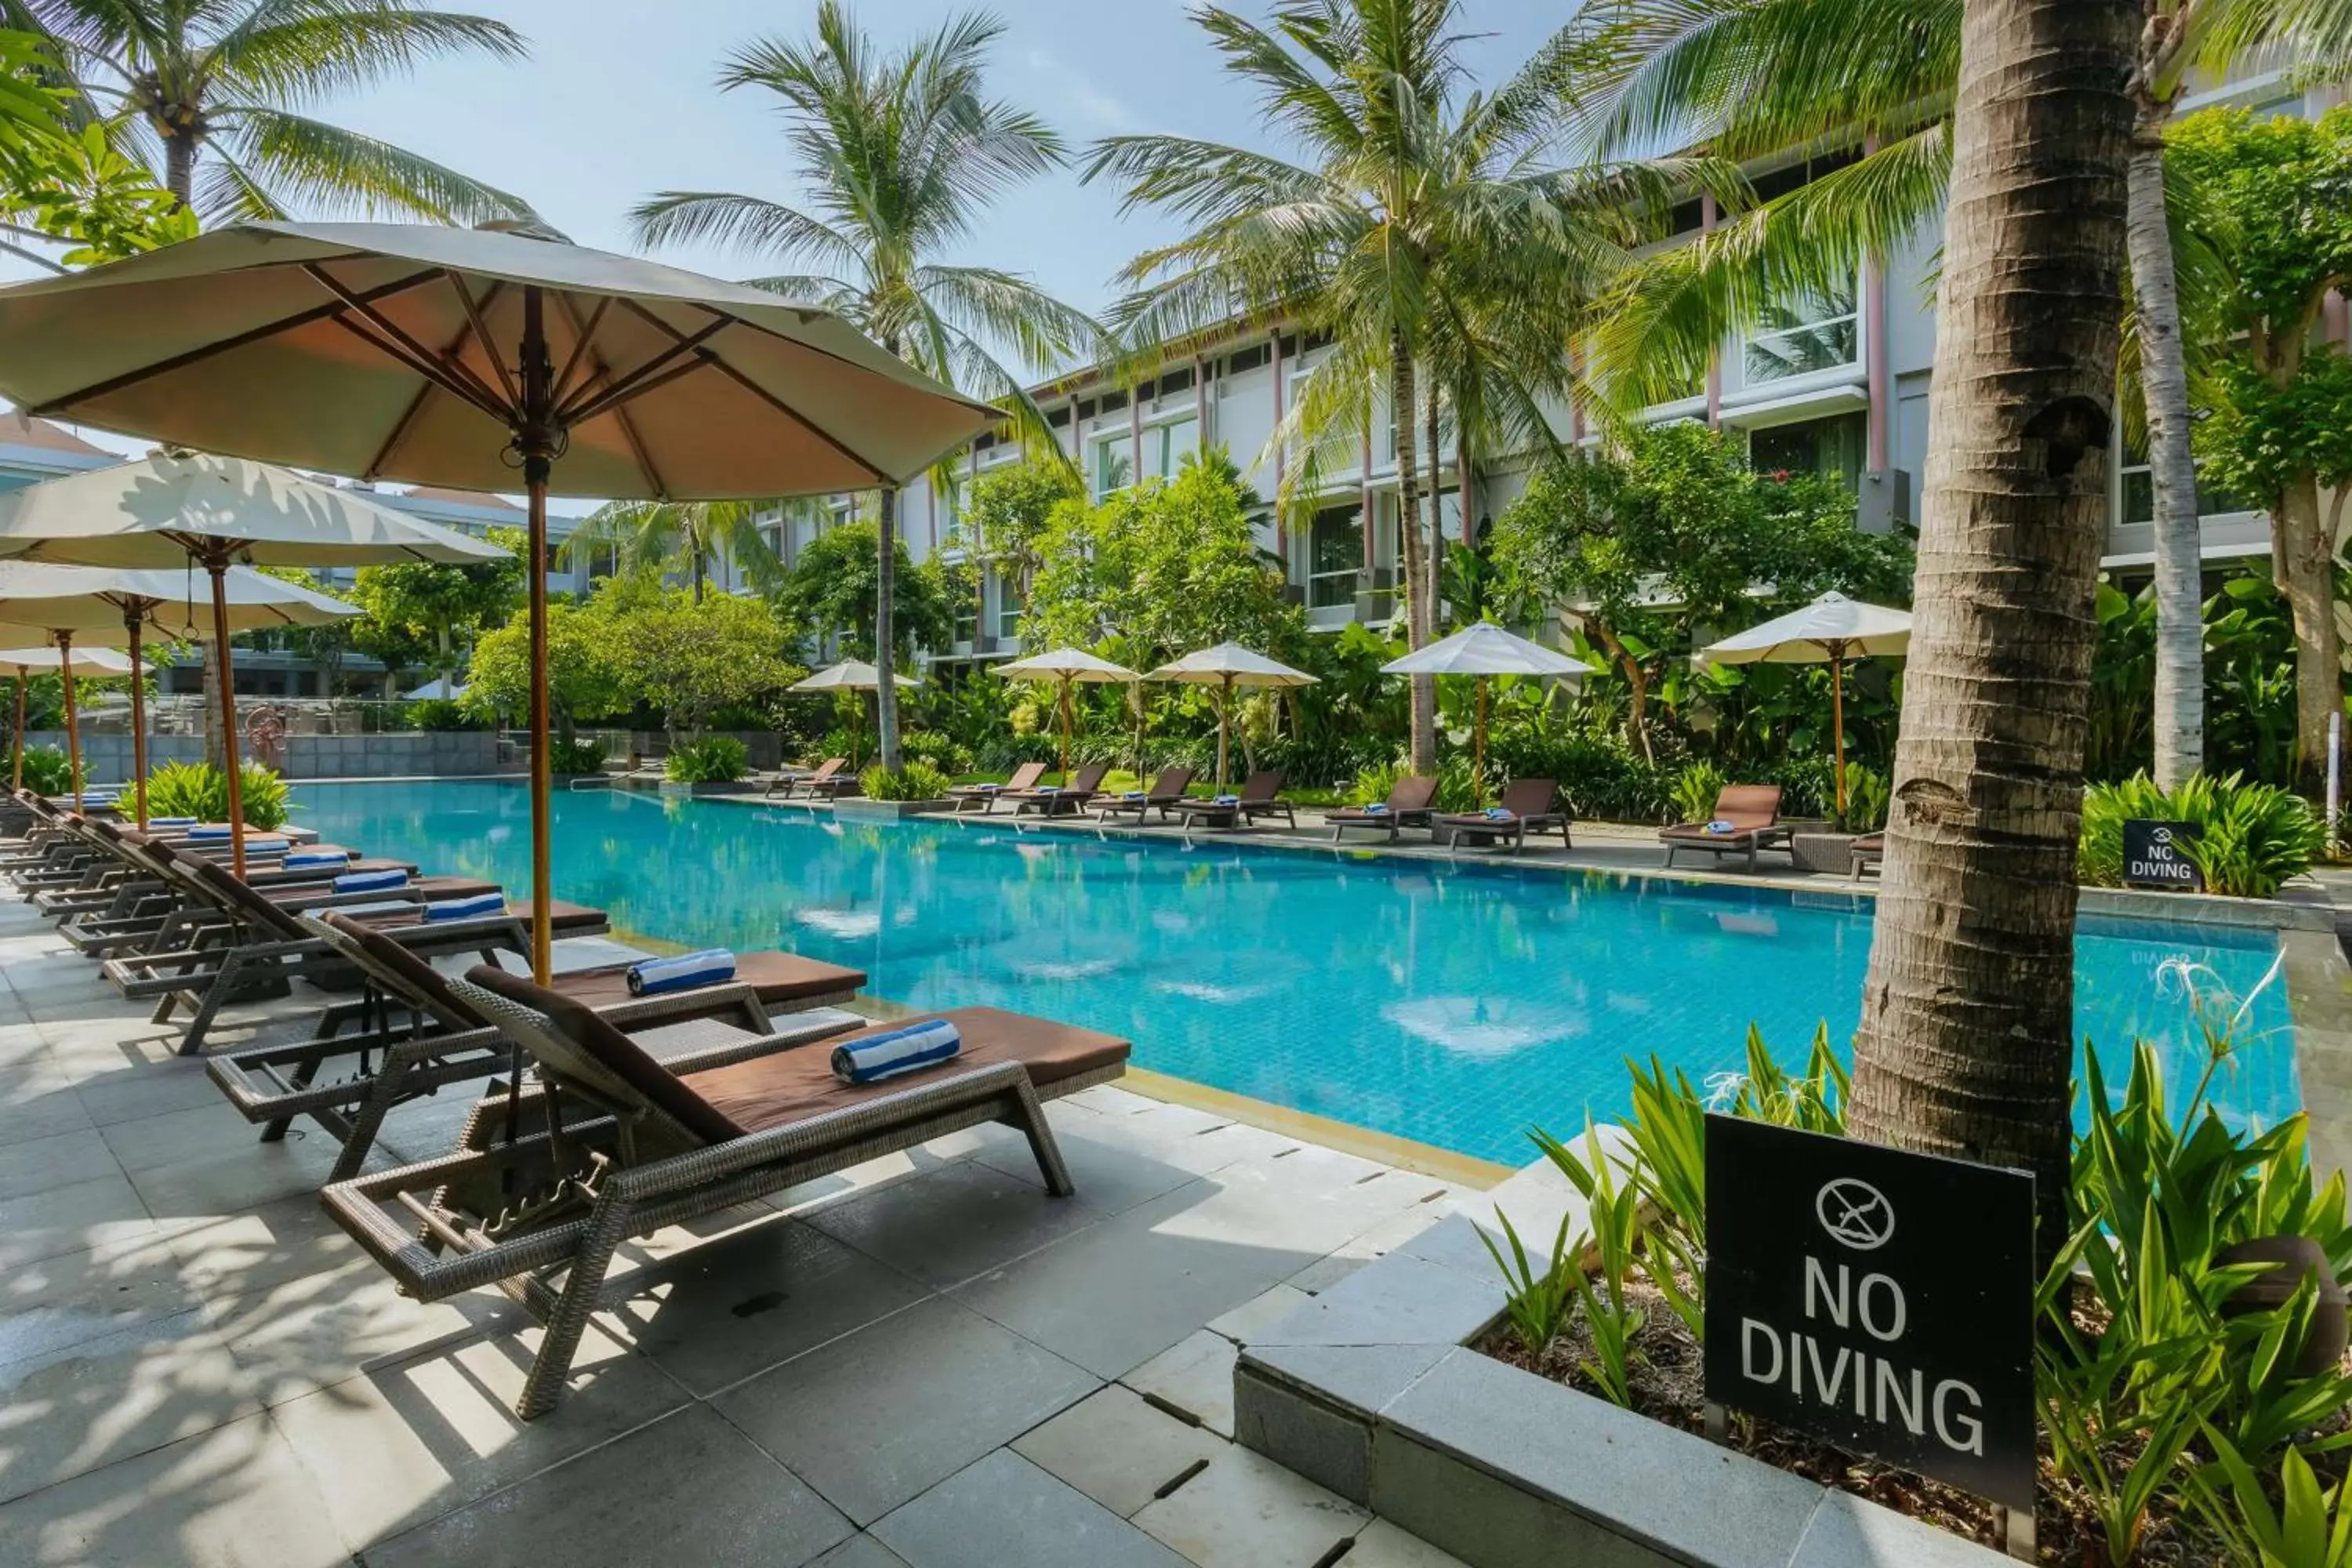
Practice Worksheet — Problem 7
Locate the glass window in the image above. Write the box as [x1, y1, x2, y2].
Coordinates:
[1094, 434, 1133, 498]
[1750, 412, 1867, 490]
[996, 576, 1025, 641]
[1745, 278, 1860, 383]
[2117, 447, 2253, 525]
[1146, 416, 1197, 482]
[1308, 504, 1363, 609]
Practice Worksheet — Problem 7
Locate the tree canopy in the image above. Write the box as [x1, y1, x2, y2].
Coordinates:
[347, 529, 525, 684]
[771, 520, 958, 662]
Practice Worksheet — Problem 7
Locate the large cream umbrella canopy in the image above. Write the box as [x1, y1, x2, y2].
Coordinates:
[1143, 642, 1316, 794]
[994, 648, 1139, 779]
[1700, 591, 1913, 817]
[0, 643, 139, 800]
[792, 661, 921, 768]
[0, 560, 361, 826]
[0, 454, 495, 867]
[1383, 623, 1584, 806]
[0, 220, 992, 979]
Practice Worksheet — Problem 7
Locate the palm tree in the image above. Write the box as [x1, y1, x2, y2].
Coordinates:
[2, 0, 533, 223]
[559, 499, 790, 604]
[1086, 0, 1700, 775]
[1848, 0, 2137, 1256]
[631, 4, 1102, 771]
[1574, 0, 2337, 789]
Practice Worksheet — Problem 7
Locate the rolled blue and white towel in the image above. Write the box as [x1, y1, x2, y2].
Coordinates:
[1035, 786, 1061, 795]
[1362, 803, 1390, 815]
[626, 949, 737, 997]
[149, 816, 197, 828]
[281, 851, 349, 872]
[240, 837, 291, 855]
[186, 826, 230, 840]
[333, 868, 408, 894]
[1704, 818, 1737, 836]
[1483, 806, 1512, 821]
[1120, 790, 1146, 801]
[832, 1018, 963, 1086]
[424, 892, 506, 922]
[1212, 793, 1240, 807]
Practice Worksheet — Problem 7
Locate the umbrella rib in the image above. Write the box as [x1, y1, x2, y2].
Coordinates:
[688, 301, 993, 418]
[449, 275, 518, 411]
[550, 292, 669, 499]
[365, 281, 509, 480]
[303, 266, 511, 416]
[28, 267, 445, 417]
[555, 318, 728, 426]
[615, 299, 887, 485]
[323, 312, 508, 423]
[550, 296, 613, 411]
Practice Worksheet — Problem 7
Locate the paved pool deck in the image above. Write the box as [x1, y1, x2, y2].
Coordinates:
[0, 891, 1477, 1568]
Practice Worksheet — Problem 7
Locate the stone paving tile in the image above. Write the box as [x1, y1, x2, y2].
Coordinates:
[803, 1156, 1116, 1291]
[0, 1127, 121, 1204]
[1131, 1441, 1372, 1568]
[1341, 1518, 1475, 1567]
[872, 1450, 1191, 1568]
[204, 1260, 527, 1408]
[1207, 1283, 1313, 1344]
[366, 1404, 854, 1568]
[971, 1110, 1217, 1215]
[70, 1056, 227, 1130]
[713, 1294, 1099, 1527]
[1012, 1385, 1229, 1519]
[0, 1173, 165, 1271]
[0, 1067, 89, 1147]
[0, 1408, 352, 1568]
[809, 1535, 913, 1568]
[0, 1229, 205, 1369]
[1124, 1327, 1243, 1437]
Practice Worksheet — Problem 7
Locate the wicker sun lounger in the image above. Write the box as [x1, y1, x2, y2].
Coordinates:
[321, 969, 1131, 1418]
[1171, 771, 1292, 833]
[1849, 833, 1885, 879]
[1091, 766, 1196, 824]
[765, 757, 849, 799]
[1327, 774, 1438, 843]
[1658, 784, 1791, 873]
[1433, 779, 1572, 855]
[1006, 761, 1110, 817]
[948, 760, 1045, 814]
[208, 911, 867, 1179]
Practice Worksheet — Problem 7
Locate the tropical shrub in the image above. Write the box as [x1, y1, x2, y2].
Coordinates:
[549, 736, 606, 776]
[898, 731, 975, 777]
[16, 744, 71, 796]
[1490, 724, 1678, 823]
[1670, 760, 1726, 823]
[858, 761, 950, 801]
[2081, 771, 2327, 897]
[663, 736, 749, 785]
[405, 698, 477, 732]
[145, 760, 291, 829]
[1838, 763, 1890, 833]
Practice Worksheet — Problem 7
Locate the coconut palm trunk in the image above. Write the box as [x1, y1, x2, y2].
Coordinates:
[1391, 330, 1436, 774]
[2128, 42, 2205, 789]
[2277, 468, 2341, 792]
[876, 483, 902, 771]
[1849, 0, 2139, 1267]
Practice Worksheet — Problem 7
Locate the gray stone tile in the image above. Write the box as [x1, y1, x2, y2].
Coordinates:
[71, 1058, 229, 1129]
[0, 1232, 203, 1369]
[0, 1069, 90, 1147]
[1012, 1385, 1229, 1519]
[1244, 1342, 1453, 1419]
[1789, 1490, 2005, 1568]
[0, 1409, 352, 1568]
[804, 1158, 1112, 1290]
[161, 1193, 365, 1300]
[810, 1537, 911, 1568]
[107, 1108, 354, 1221]
[368, 1405, 853, 1568]
[0, 1127, 119, 1203]
[1208, 1283, 1313, 1344]
[972, 1116, 1214, 1214]
[712, 1295, 1098, 1526]
[1371, 1428, 1642, 1568]
[0, 1174, 162, 1270]
[873, 1450, 1190, 1568]
[205, 1258, 525, 1406]
[1123, 1329, 1238, 1436]
[604, 1215, 931, 1396]
[270, 1322, 691, 1548]
[1248, 1254, 1504, 1350]
[1344, 1519, 1475, 1568]
[1130, 1440, 1370, 1568]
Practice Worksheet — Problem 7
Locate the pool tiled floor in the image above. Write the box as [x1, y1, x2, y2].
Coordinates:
[0, 891, 1473, 1567]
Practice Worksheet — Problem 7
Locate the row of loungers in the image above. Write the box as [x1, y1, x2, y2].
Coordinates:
[1328, 775, 1573, 855]
[2, 788, 1134, 1420]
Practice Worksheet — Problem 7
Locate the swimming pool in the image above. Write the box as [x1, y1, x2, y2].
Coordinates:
[290, 779, 2301, 1167]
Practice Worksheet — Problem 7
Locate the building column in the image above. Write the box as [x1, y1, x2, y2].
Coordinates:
[1703, 192, 1722, 429]
[1863, 136, 1890, 474]
[1194, 353, 1208, 447]
[1271, 330, 1287, 561]
[1129, 383, 1143, 487]
[1360, 430, 1374, 571]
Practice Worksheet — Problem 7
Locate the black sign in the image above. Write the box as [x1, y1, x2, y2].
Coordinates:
[2122, 818, 2202, 891]
[1704, 1116, 2037, 1512]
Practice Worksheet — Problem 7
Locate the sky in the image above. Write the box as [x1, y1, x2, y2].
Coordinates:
[29, 0, 1573, 503]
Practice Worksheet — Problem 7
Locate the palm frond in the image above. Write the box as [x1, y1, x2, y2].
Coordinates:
[629, 191, 864, 275]
[211, 103, 534, 222]
[208, 0, 528, 107]
[915, 262, 1109, 375]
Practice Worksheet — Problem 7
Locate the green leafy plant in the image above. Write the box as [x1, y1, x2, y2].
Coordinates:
[16, 743, 70, 796]
[1837, 763, 1889, 833]
[898, 731, 975, 777]
[1480, 1210, 1580, 1352]
[549, 736, 606, 776]
[858, 761, 951, 801]
[663, 736, 749, 785]
[2193, 1432, 2352, 1568]
[1532, 1117, 1648, 1408]
[405, 698, 477, 732]
[144, 760, 289, 829]
[1671, 760, 1727, 824]
[2080, 771, 2327, 897]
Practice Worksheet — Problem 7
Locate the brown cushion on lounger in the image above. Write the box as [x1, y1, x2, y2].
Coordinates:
[321, 911, 481, 1024]
[551, 950, 867, 1010]
[463, 964, 744, 1144]
[681, 1006, 1130, 1134]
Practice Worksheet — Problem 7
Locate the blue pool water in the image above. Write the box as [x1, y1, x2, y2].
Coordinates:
[289, 780, 2302, 1166]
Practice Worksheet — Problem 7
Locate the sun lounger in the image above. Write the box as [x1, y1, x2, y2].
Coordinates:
[1850, 833, 1884, 879]
[768, 757, 852, 800]
[1433, 779, 1571, 855]
[321, 971, 1130, 1417]
[1006, 761, 1109, 817]
[1091, 766, 1196, 824]
[1659, 784, 1791, 873]
[1327, 774, 1439, 843]
[949, 760, 1045, 814]
[1171, 771, 1292, 832]
[208, 911, 868, 1179]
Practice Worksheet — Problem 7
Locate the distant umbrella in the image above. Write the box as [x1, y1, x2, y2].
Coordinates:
[1383, 623, 1584, 806]
[1700, 593, 1912, 818]
[0, 642, 140, 799]
[994, 648, 1138, 778]
[1143, 643, 1316, 794]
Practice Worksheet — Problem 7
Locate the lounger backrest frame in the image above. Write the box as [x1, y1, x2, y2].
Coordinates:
[1497, 778, 1559, 819]
[1387, 775, 1439, 812]
[1065, 761, 1110, 796]
[307, 913, 492, 1033]
[1149, 766, 1194, 798]
[1710, 783, 1783, 828]
[808, 757, 846, 783]
[443, 970, 708, 1146]
[185, 855, 310, 941]
[1001, 761, 1047, 792]
[1239, 770, 1283, 804]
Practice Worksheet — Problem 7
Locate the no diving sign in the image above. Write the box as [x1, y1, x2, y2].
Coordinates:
[1703, 1116, 2037, 1512]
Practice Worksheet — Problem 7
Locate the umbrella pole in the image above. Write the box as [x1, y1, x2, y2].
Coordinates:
[519, 286, 557, 985]
[125, 608, 148, 829]
[205, 557, 249, 879]
[1060, 675, 1073, 780]
[10, 668, 23, 792]
[1218, 674, 1231, 795]
[55, 631, 82, 809]
[1831, 650, 1847, 822]
[1475, 677, 1488, 808]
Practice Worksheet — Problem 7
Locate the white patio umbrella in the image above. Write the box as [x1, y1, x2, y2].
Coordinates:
[792, 660, 920, 768]
[0, 642, 138, 799]
[1383, 622, 1584, 805]
[1143, 642, 1316, 794]
[0, 455, 495, 866]
[1700, 591, 1913, 817]
[0, 220, 990, 982]
[0, 561, 360, 826]
[993, 648, 1139, 779]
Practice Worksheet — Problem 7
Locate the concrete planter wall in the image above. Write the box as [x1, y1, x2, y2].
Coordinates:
[833, 797, 951, 820]
[21, 730, 509, 780]
[1236, 1209, 2009, 1568]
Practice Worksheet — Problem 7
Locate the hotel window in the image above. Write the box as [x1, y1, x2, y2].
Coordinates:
[1307, 504, 1363, 608]
[2117, 438, 2251, 525]
[1093, 432, 1134, 498]
[1750, 412, 1866, 491]
[1142, 415, 1198, 483]
[996, 577, 1025, 641]
[1745, 278, 1860, 384]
